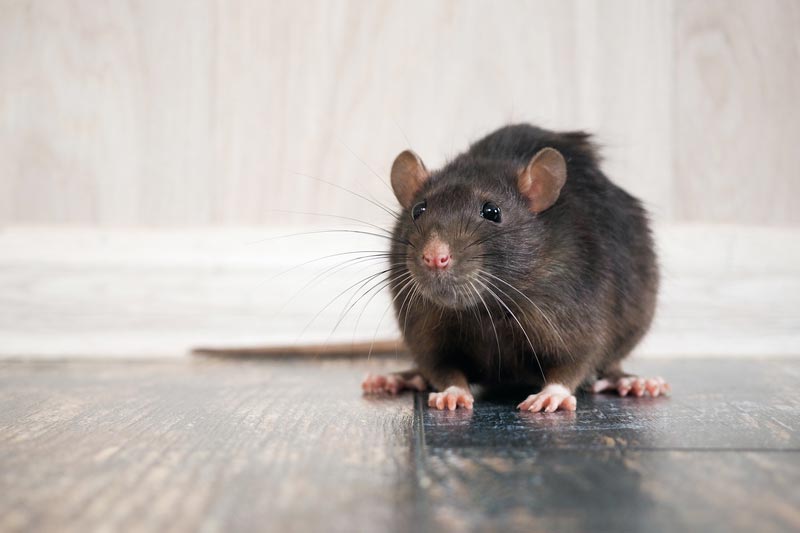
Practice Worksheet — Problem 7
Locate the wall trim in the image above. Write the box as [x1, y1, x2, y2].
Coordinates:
[1, 224, 797, 359]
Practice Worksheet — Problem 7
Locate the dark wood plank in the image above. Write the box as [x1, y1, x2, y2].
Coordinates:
[1, 357, 798, 533]
[416, 358, 800, 533]
[421, 359, 800, 450]
[417, 448, 800, 533]
[0, 359, 417, 533]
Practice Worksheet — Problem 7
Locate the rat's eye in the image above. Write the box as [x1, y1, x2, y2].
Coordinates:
[412, 200, 427, 220]
[480, 201, 501, 223]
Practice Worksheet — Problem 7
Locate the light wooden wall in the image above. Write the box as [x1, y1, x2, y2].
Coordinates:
[2, 0, 798, 229]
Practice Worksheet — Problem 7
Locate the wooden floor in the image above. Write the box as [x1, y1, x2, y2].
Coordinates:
[1, 357, 798, 533]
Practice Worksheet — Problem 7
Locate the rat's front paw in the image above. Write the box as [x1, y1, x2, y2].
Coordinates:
[518, 384, 577, 413]
[428, 386, 474, 411]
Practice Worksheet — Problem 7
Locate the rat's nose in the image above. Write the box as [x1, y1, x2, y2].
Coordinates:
[422, 239, 451, 270]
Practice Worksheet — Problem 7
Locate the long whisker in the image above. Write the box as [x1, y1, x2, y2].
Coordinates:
[392, 117, 413, 150]
[392, 276, 420, 359]
[274, 254, 402, 316]
[401, 281, 422, 344]
[292, 171, 401, 222]
[270, 250, 400, 282]
[397, 275, 419, 343]
[352, 270, 412, 346]
[268, 209, 394, 236]
[327, 263, 410, 342]
[467, 279, 502, 375]
[248, 228, 412, 248]
[294, 266, 405, 343]
[480, 270, 570, 357]
[474, 274, 546, 383]
[321, 269, 410, 351]
[336, 136, 393, 193]
[368, 274, 417, 360]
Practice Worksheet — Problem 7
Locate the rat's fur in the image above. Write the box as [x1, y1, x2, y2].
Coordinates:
[387, 124, 658, 397]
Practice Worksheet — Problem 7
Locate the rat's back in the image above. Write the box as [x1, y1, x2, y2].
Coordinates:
[471, 123, 659, 378]
[467, 123, 601, 174]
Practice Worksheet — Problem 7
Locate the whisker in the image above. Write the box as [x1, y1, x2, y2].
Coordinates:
[401, 281, 422, 344]
[336, 136, 393, 193]
[467, 279, 502, 375]
[274, 254, 403, 316]
[268, 209, 394, 236]
[324, 268, 411, 348]
[392, 117, 413, 150]
[292, 171, 401, 222]
[480, 270, 570, 357]
[352, 271, 412, 347]
[474, 274, 546, 383]
[248, 228, 412, 248]
[367, 274, 417, 360]
[332, 261, 409, 325]
[397, 276, 419, 343]
[294, 266, 405, 343]
[270, 250, 401, 282]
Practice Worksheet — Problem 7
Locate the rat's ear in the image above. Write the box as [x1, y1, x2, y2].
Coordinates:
[517, 147, 567, 213]
[391, 150, 429, 208]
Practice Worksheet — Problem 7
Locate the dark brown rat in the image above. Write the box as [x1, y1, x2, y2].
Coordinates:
[362, 123, 668, 412]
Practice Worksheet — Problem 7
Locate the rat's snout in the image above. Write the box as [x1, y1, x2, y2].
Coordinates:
[422, 238, 451, 270]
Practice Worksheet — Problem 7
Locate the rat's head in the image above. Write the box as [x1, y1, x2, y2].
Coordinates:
[389, 147, 567, 309]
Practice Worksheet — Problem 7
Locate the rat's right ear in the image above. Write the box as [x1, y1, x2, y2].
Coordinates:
[391, 150, 429, 208]
[517, 147, 567, 213]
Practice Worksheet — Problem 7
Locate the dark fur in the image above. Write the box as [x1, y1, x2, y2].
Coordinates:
[388, 124, 658, 392]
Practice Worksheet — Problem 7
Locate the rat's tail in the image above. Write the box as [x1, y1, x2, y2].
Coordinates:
[191, 340, 404, 359]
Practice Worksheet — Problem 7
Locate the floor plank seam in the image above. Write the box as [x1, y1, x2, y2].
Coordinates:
[410, 392, 433, 524]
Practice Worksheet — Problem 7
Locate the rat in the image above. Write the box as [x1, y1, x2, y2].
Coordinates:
[361, 123, 668, 412]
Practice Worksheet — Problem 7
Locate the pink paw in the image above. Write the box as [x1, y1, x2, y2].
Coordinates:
[362, 373, 426, 395]
[592, 375, 670, 397]
[428, 386, 474, 411]
[518, 384, 577, 413]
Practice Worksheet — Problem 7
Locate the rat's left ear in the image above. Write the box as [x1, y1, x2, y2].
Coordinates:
[517, 147, 567, 213]
[391, 150, 429, 209]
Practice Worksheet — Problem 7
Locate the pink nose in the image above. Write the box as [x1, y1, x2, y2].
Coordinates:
[422, 240, 451, 270]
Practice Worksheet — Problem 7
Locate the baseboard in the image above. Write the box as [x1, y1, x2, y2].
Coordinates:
[1, 224, 797, 359]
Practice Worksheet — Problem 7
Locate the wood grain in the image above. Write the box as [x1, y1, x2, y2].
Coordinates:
[417, 357, 800, 533]
[0, 1, 675, 227]
[0, 357, 798, 532]
[674, 0, 800, 225]
[0, 359, 418, 533]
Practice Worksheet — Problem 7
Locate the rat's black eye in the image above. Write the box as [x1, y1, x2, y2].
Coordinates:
[480, 201, 501, 223]
[412, 200, 427, 220]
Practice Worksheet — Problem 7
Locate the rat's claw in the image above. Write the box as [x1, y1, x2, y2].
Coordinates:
[631, 377, 646, 397]
[617, 377, 633, 396]
[518, 384, 577, 413]
[592, 378, 612, 393]
[646, 376, 670, 397]
[427, 386, 474, 411]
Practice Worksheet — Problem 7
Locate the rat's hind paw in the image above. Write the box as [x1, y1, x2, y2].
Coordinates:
[518, 384, 577, 413]
[362, 372, 426, 395]
[428, 386, 474, 411]
[592, 375, 670, 397]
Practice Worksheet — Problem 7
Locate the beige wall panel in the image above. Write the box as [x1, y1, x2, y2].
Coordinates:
[0, 1, 674, 227]
[674, 0, 800, 225]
